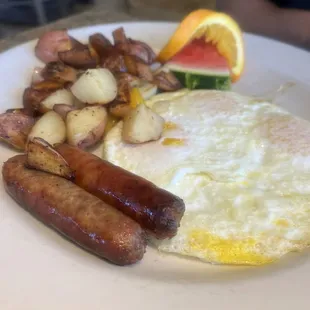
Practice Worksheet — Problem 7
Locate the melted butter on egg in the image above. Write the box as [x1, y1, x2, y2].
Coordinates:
[162, 138, 185, 146]
[274, 219, 290, 228]
[188, 230, 274, 265]
[164, 121, 178, 130]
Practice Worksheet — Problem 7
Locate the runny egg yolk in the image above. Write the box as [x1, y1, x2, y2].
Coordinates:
[274, 219, 290, 227]
[164, 121, 178, 130]
[162, 138, 185, 146]
[188, 230, 274, 265]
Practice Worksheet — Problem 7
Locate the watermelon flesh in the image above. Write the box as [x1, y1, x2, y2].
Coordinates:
[166, 38, 231, 90]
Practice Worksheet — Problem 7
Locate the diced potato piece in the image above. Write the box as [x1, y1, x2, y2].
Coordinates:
[35, 30, 71, 63]
[74, 97, 85, 109]
[58, 47, 97, 70]
[41, 61, 77, 83]
[23, 87, 54, 115]
[40, 89, 74, 113]
[69, 36, 87, 49]
[89, 33, 112, 57]
[66, 106, 108, 149]
[122, 103, 164, 144]
[104, 114, 120, 136]
[28, 111, 66, 145]
[32, 80, 64, 91]
[53, 104, 77, 120]
[26, 137, 74, 180]
[71, 68, 117, 104]
[109, 101, 131, 118]
[138, 81, 158, 100]
[153, 71, 182, 91]
[0, 112, 35, 150]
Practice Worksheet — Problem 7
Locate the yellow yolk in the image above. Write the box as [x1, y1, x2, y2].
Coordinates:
[189, 230, 274, 265]
[162, 138, 185, 146]
[164, 121, 178, 130]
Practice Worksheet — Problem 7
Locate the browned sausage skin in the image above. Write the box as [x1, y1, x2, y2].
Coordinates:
[2, 155, 146, 265]
[56, 144, 185, 240]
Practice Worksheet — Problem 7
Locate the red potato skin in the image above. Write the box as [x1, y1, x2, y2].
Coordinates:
[56, 144, 185, 240]
[0, 112, 35, 150]
[126, 39, 156, 65]
[2, 155, 146, 265]
[35, 30, 71, 63]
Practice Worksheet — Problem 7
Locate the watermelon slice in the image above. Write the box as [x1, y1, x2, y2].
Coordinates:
[166, 38, 231, 91]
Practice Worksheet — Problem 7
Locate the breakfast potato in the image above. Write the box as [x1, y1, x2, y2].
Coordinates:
[69, 36, 87, 49]
[32, 80, 64, 91]
[89, 33, 112, 57]
[23, 87, 47, 114]
[66, 106, 108, 149]
[53, 104, 77, 120]
[40, 89, 75, 113]
[28, 111, 66, 145]
[153, 71, 182, 91]
[58, 47, 98, 70]
[71, 68, 117, 105]
[112, 27, 156, 65]
[117, 73, 157, 100]
[122, 103, 164, 144]
[124, 55, 154, 82]
[23, 82, 63, 114]
[104, 114, 120, 136]
[41, 61, 77, 83]
[112, 27, 127, 45]
[101, 53, 127, 74]
[115, 73, 132, 103]
[137, 81, 158, 100]
[109, 101, 131, 118]
[73, 97, 86, 109]
[109, 86, 150, 118]
[35, 30, 72, 63]
[26, 137, 74, 180]
[0, 112, 35, 150]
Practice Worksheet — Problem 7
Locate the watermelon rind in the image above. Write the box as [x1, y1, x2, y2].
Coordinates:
[172, 70, 231, 91]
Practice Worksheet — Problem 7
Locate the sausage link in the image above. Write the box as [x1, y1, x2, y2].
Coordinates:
[56, 144, 185, 239]
[2, 155, 146, 265]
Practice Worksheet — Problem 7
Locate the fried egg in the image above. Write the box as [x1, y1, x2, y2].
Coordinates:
[103, 89, 310, 265]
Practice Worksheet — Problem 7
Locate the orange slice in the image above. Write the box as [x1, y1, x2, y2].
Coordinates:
[157, 9, 245, 82]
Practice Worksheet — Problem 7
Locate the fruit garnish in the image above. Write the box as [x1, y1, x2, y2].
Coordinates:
[157, 9, 245, 82]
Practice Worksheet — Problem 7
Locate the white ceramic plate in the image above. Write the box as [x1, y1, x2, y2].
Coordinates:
[1, 22, 310, 310]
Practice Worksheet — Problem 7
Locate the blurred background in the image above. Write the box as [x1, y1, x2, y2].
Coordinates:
[0, 0, 215, 39]
[0, 0, 94, 38]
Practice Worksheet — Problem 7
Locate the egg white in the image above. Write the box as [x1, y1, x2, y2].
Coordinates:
[103, 90, 310, 265]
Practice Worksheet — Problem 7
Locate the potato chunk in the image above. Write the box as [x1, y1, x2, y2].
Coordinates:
[26, 137, 74, 180]
[0, 112, 35, 150]
[66, 106, 108, 149]
[71, 68, 117, 105]
[40, 89, 74, 113]
[122, 103, 164, 144]
[28, 111, 66, 145]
